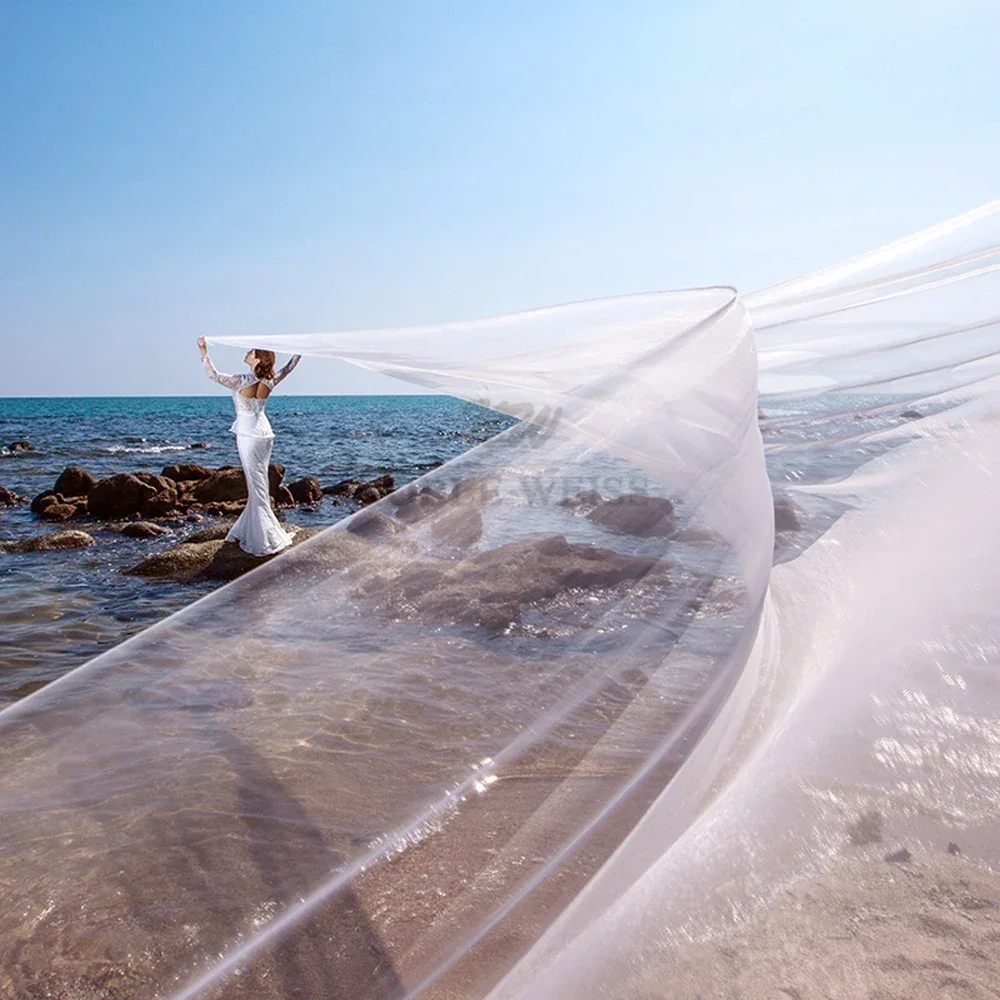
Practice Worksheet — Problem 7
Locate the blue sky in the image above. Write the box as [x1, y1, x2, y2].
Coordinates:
[2, 0, 998, 396]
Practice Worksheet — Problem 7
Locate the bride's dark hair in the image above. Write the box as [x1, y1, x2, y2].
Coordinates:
[253, 349, 276, 381]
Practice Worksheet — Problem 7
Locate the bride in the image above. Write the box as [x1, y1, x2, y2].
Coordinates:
[197, 336, 302, 556]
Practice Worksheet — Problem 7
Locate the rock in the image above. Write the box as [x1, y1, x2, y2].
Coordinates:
[189, 442, 211, 449]
[268, 463, 285, 498]
[31, 490, 60, 515]
[4, 530, 95, 553]
[191, 468, 247, 503]
[394, 491, 442, 523]
[449, 477, 498, 504]
[366, 474, 395, 497]
[774, 497, 803, 533]
[387, 484, 419, 506]
[346, 510, 401, 539]
[121, 521, 171, 539]
[161, 463, 212, 482]
[202, 500, 246, 517]
[274, 485, 295, 507]
[586, 495, 675, 538]
[324, 473, 395, 501]
[0, 485, 25, 506]
[355, 486, 383, 506]
[39, 502, 77, 522]
[947, 842, 961, 855]
[124, 540, 224, 578]
[360, 534, 660, 631]
[185, 522, 234, 544]
[324, 478, 362, 498]
[141, 492, 183, 518]
[559, 489, 604, 512]
[87, 474, 158, 519]
[8, 441, 33, 452]
[900, 409, 923, 420]
[53, 466, 96, 497]
[884, 847, 912, 863]
[419, 486, 449, 503]
[200, 529, 320, 580]
[133, 473, 177, 495]
[430, 503, 483, 548]
[287, 476, 323, 504]
[124, 525, 321, 581]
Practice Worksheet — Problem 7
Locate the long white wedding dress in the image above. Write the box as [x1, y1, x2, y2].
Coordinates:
[201, 351, 302, 556]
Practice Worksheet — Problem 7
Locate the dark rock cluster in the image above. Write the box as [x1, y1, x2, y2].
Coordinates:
[22, 464, 396, 525]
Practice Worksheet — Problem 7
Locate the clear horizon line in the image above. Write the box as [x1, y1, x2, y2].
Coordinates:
[0, 391, 447, 400]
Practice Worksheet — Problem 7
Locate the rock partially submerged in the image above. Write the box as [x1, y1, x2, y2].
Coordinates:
[774, 496, 804, 533]
[323, 474, 396, 505]
[123, 525, 321, 581]
[394, 490, 443, 524]
[431, 503, 483, 548]
[346, 510, 403, 539]
[124, 539, 224, 578]
[358, 534, 662, 632]
[53, 466, 97, 497]
[385, 477, 496, 546]
[586, 494, 675, 538]
[559, 489, 677, 539]
[121, 521, 172, 539]
[161, 463, 212, 482]
[38, 502, 79, 522]
[3, 530, 95, 553]
[190, 468, 251, 503]
[287, 476, 323, 504]
[184, 522, 235, 543]
[0, 485, 27, 506]
[87, 474, 158, 519]
[28, 461, 311, 525]
[558, 489, 604, 512]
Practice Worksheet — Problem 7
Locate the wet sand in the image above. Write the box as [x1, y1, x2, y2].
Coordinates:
[629, 849, 1000, 1000]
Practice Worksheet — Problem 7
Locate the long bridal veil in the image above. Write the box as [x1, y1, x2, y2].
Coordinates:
[0, 200, 998, 999]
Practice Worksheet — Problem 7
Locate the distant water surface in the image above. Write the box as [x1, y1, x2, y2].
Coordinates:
[0, 395, 512, 703]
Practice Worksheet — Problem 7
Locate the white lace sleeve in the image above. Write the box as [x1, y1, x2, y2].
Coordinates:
[269, 354, 302, 387]
[202, 351, 246, 391]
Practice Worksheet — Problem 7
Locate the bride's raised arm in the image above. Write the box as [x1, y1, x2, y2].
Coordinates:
[197, 336, 245, 390]
[270, 353, 302, 387]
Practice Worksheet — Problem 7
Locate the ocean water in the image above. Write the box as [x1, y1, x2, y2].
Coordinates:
[0, 395, 512, 703]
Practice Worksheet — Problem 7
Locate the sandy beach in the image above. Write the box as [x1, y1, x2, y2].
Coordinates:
[632, 849, 1000, 1000]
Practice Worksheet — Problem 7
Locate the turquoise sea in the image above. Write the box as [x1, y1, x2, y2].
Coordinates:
[0, 395, 511, 704]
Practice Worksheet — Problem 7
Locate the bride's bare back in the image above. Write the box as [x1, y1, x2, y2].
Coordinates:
[239, 382, 272, 399]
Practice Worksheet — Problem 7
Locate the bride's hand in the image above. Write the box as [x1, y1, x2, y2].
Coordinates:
[197, 336, 208, 354]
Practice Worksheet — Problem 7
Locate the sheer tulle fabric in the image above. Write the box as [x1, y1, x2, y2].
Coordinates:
[0, 201, 997, 999]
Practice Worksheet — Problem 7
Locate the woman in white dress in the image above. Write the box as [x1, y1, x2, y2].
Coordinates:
[197, 336, 302, 556]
